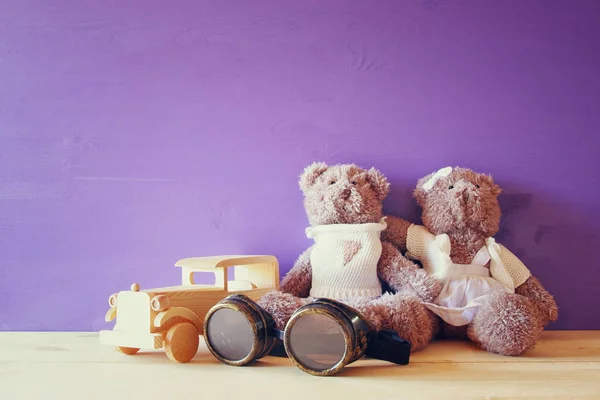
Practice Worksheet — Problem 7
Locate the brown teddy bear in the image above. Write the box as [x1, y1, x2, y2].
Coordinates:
[257, 161, 441, 351]
[382, 166, 558, 356]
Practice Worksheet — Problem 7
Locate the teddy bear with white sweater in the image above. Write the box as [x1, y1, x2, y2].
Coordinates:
[257, 162, 442, 351]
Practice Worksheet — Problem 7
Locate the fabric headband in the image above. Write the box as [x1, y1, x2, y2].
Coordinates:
[422, 166, 453, 191]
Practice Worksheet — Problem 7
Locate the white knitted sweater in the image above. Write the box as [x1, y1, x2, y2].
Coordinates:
[307, 218, 386, 300]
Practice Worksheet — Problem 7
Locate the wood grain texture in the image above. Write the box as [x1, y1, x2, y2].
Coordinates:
[164, 322, 199, 363]
[1, 331, 598, 399]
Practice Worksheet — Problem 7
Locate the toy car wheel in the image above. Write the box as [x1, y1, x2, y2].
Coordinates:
[165, 322, 199, 363]
[116, 346, 140, 355]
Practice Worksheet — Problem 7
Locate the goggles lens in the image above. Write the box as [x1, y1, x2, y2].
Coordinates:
[206, 307, 255, 362]
[287, 313, 347, 372]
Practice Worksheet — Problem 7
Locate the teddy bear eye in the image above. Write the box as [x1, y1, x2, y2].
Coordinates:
[448, 185, 454, 189]
[330, 180, 336, 185]
[475, 184, 480, 188]
[352, 181, 357, 185]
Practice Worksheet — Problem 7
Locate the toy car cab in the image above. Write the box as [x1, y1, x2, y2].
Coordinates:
[99, 255, 279, 363]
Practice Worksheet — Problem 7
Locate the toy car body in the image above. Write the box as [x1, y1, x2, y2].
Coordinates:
[99, 255, 279, 363]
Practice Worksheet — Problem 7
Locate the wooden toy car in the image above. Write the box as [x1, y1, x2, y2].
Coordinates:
[99, 255, 279, 363]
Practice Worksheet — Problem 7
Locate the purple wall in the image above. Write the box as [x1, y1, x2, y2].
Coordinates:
[1, 1, 599, 331]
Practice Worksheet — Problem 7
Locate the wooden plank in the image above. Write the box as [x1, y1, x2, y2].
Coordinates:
[413, 330, 600, 363]
[0, 331, 598, 400]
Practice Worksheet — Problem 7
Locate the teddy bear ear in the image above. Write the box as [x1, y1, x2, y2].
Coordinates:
[413, 173, 434, 206]
[413, 166, 453, 206]
[487, 175, 502, 196]
[366, 167, 390, 201]
[492, 184, 502, 196]
[299, 162, 328, 192]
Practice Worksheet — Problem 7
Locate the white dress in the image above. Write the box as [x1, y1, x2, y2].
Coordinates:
[406, 224, 531, 326]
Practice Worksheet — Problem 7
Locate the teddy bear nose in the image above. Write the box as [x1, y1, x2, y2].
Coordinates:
[461, 185, 478, 203]
[341, 188, 352, 200]
[463, 190, 471, 202]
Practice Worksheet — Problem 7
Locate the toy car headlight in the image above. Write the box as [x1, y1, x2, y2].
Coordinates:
[151, 295, 170, 311]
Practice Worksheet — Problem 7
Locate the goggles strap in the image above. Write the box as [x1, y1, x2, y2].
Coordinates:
[272, 328, 285, 341]
[267, 328, 287, 357]
[365, 330, 411, 365]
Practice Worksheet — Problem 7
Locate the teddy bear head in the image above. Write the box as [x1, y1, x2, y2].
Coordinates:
[413, 166, 503, 237]
[299, 162, 390, 226]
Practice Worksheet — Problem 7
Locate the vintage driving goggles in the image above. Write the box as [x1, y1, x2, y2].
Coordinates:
[203, 294, 411, 376]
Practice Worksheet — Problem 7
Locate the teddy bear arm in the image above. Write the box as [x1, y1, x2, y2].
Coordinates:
[497, 243, 558, 326]
[378, 242, 442, 302]
[515, 275, 558, 326]
[380, 215, 412, 251]
[279, 246, 313, 298]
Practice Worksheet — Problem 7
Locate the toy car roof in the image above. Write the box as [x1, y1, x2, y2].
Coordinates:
[174, 255, 278, 270]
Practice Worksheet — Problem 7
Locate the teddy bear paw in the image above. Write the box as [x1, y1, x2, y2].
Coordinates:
[409, 268, 443, 303]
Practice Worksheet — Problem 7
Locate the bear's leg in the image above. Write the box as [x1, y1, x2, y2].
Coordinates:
[467, 292, 544, 356]
[257, 291, 308, 330]
[346, 293, 439, 351]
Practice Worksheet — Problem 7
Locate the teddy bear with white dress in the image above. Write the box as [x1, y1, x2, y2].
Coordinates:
[382, 166, 558, 355]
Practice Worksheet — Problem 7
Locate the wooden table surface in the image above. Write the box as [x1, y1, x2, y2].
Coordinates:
[1, 331, 599, 400]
